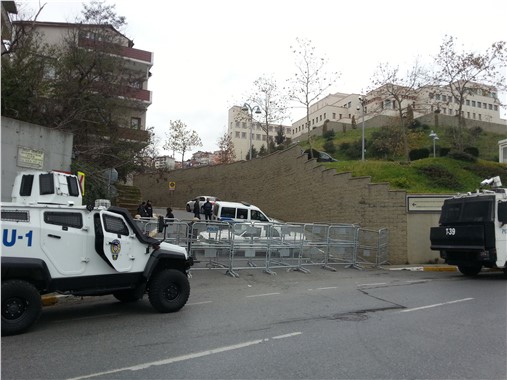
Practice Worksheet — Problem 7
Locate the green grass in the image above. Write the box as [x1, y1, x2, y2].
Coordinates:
[300, 125, 507, 193]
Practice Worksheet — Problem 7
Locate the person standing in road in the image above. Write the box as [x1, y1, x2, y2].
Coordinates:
[137, 201, 148, 217]
[145, 200, 153, 217]
[166, 207, 175, 221]
[202, 199, 213, 221]
[193, 199, 201, 219]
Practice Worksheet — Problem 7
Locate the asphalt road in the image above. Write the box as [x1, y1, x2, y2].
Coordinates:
[2, 267, 506, 380]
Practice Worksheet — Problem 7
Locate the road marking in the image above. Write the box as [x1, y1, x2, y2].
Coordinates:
[187, 301, 212, 306]
[67, 332, 301, 380]
[357, 283, 387, 287]
[316, 286, 338, 290]
[246, 292, 281, 298]
[400, 298, 474, 313]
[272, 332, 302, 339]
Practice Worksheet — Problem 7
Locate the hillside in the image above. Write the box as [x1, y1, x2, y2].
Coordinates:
[300, 124, 507, 194]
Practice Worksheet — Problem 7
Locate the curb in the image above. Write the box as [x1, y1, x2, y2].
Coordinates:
[388, 266, 458, 272]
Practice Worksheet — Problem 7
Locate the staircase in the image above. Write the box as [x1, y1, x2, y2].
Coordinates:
[114, 184, 142, 217]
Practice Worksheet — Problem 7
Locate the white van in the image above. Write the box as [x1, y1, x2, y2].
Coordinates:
[212, 201, 273, 223]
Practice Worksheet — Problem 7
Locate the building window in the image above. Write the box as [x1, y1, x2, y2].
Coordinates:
[235, 132, 240, 138]
[332, 113, 336, 119]
[339, 114, 342, 119]
[467, 112, 470, 118]
[477, 101, 481, 108]
[235, 121, 240, 128]
[131, 117, 141, 129]
[429, 92, 434, 99]
[494, 105, 498, 111]
[466, 100, 470, 106]
[241, 132, 246, 138]
[435, 94, 441, 100]
[472, 101, 476, 107]
[478, 114, 482, 120]
[442, 95, 447, 102]
[242, 122, 246, 128]
[488, 104, 492, 110]
[323, 113, 326, 119]
[473, 113, 476, 119]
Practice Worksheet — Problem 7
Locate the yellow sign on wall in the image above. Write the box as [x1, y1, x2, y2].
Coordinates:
[169, 181, 176, 191]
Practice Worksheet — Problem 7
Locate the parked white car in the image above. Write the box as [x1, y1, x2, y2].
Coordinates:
[186, 196, 220, 213]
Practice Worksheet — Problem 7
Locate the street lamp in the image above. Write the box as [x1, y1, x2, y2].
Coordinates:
[357, 96, 366, 161]
[241, 103, 261, 160]
[429, 130, 439, 158]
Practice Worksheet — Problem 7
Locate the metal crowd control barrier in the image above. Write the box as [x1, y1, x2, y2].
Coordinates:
[133, 216, 389, 276]
[299, 223, 331, 272]
[228, 222, 272, 277]
[356, 227, 389, 268]
[326, 224, 360, 270]
[189, 221, 232, 272]
[266, 223, 306, 274]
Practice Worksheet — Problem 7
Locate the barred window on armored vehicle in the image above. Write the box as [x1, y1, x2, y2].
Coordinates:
[39, 173, 55, 195]
[44, 212, 83, 228]
[1, 210, 29, 222]
[103, 215, 129, 236]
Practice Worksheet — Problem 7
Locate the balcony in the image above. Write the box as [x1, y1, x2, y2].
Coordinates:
[78, 37, 153, 65]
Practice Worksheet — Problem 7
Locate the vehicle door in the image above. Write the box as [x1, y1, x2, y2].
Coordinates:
[40, 211, 88, 275]
[100, 210, 134, 272]
[497, 200, 507, 265]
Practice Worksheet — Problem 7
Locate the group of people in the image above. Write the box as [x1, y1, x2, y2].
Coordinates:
[136, 200, 153, 218]
[136, 199, 213, 221]
[193, 198, 213, 221]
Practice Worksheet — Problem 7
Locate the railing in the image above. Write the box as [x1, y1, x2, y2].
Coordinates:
[134, 218, 389, 277]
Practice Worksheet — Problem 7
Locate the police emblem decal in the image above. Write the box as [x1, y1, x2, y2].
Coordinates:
[110, 239, 121, 260]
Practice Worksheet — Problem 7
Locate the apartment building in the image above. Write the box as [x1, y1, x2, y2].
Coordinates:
[14, 21, 153, 133]
[154, 155, 176, 170]
[227, 106, 293, 161]
[288, 83, 505, 140]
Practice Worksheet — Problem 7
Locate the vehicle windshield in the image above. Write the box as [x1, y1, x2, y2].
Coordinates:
[439, 196, 495, 224]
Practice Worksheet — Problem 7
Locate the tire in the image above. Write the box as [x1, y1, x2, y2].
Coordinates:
[148, 269, 190, 313]
[2, 280, 42, 336]
[458, 264, 482, 277]
[113, 288, 144, 303]
[186, 204, 191, 212]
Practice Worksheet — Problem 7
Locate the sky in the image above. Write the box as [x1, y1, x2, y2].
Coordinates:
[16, 0, 507, 158]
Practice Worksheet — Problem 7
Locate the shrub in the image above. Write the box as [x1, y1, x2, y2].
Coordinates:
[409, 148, 430, 161]
[323, 140, 336, 154]
[322, 130, 336, 141]
[440, 147, 450, 157]
[417, 165, 459, 189]
[448, 151, 477, 163]
[464, 146, 479, 157]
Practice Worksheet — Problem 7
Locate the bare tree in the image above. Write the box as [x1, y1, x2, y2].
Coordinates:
[163, 120, 202, 165]
[287, 37, 339, 155]
[216, 132, 236, 164]
[370, 61, 427, 160]
[433, 35, 507, 151]
[247, 74, 288, 154]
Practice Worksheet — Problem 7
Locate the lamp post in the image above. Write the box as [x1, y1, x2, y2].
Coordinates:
[357, 96, 366, 161]
[429, 130, 439, 158]
[241, 103, 261, 160]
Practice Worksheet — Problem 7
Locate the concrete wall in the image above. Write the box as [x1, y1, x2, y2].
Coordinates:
[134, 145, 410, 264]
[1, 117, 73, 201]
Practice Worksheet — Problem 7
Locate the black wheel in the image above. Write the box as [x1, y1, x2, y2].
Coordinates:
[148, 269, 190, 313]
[113, 288, 144, 303]
[458, 264, 482, 276]
[186, 204, 191, 212]
[2, 280, 42, 336]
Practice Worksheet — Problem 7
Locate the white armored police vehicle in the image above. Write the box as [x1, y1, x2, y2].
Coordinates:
[1, 170, 193, 336]
[430, 176, 507, 276]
